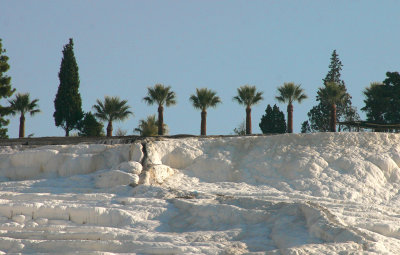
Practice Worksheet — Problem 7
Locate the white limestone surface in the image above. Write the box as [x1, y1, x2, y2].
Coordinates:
[0, 133, 399, 254]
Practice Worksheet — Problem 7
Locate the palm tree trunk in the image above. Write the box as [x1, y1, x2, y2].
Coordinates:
[287, 103, 293, 133]
[246, 107, 251, 135]
[201, 110, 207, 136]
[19, 114, 25, 138]
[158, 105, 164, 135]
[330, 103, 336, 132]
[107, 121, 113, 137]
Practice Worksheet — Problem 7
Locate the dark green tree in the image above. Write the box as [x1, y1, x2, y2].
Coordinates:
[259, 104, 286, 134]
[77, 112, 104, 137]
[0, 39, 16, 138]
[301, 120, 311, 133]
[307, 50, 359, 132]
[361, 82, 387, 125]
[53, 38, 83, 136]
[361, 72, 400, 132]
[382, 72, 400, 124]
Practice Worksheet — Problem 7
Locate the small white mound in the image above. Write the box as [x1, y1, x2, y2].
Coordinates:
[141, 165, 175, 185]
[95, 170, 139, 188]
[113, 161, 143, 175]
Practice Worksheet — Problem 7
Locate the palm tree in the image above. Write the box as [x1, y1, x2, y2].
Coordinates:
[317, 82, 345, 132]
[93, 96, 133, 137]
[275, 82, 307, 133]
[134, 115, 168, 137]
[9, 93, 40, 138]
[189, 88, 221, 136]
[233, 85, 263, 134]
[143, 84, 176, 135]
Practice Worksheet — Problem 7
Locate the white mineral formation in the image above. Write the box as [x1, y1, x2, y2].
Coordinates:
[0, 133, 399, 254]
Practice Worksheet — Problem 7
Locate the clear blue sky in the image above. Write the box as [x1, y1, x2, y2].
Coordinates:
[1, 1, 400, 138]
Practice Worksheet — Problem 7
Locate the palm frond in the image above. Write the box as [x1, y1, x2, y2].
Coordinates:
[144, 84, 177, 107]
[233, 85, 264, 107]
[9, 93, 40, 116]
[93, 96, 133, 122]
[276, 82, 307, 104]
[190, 88, 221, 111]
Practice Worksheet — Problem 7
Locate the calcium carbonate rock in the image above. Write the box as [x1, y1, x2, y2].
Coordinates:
[130, 143, 144, 162]
[95, 170, 139, 188]
[12, 215, 25, 224]
[113, 161, 143, 175]
[150, 164, 174, 184]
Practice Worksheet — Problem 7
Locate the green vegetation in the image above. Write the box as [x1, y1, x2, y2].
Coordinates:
[189, 88, 221, 136]
[5, 40, 400, 137]
[233, 120, 246, 135]
[0, 39, 15, 138]
[306, 50, 359, 132]
[9, 93, 40, 138]
[77, 112, 104, 137]
[276, 82, 307, 133]
[361, 72, 400, 131]
[134, 115, 168, 137]
[93, 96, 132, 137]
[233, 85, 264, 135]
[317, 82, 346, 132]
[53, 38, 83, 137]
[143, 84, 176, 135]
[259, 104, 286, 134]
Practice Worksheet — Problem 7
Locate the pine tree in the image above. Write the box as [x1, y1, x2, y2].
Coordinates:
[0, 39, 16, 138]
[259, 104, 286, 134]
[53, 38, 83, 136]
[307, 50, 359, 132]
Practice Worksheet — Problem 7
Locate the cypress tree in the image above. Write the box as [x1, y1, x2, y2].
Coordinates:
[0, 39, 16, 138]
[307, 50, 359, 132]
[259, 104, 286, 134]
[53, 38, 83, 136]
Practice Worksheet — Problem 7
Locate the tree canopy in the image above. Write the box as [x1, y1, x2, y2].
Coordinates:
[143, 84, 176, 135]
[233, 85, 263, 134]
[53, 38, 83, 136]
[306, 50, 359, 132]
[0, 39, 15, 138]
[259, 104, 286, 134]
[362, 72, 400, 131]
[93, 96, 132, 137]
[9, 93, 40, 138]
[135, 115, 168, 137]
[77, 112, 104, 137]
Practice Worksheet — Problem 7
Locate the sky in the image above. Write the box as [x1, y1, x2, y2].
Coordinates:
[1, 0, 400, 138]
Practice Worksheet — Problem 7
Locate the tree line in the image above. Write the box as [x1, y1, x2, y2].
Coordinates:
[0, 38, 399, 138]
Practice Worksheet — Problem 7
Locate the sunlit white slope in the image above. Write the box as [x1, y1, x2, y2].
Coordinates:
[154, 133, 400, 204]
[0, 133, 399, 254]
